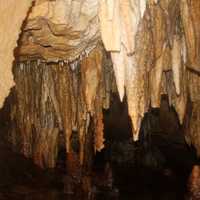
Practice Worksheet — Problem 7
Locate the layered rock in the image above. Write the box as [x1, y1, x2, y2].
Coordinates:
[18, 0, 100, 62]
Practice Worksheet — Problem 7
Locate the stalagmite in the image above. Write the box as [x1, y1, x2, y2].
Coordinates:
[0, 0, 33, 108]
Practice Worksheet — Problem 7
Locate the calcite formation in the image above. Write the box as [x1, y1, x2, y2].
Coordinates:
[8, 47, 115, 168]
[2, 0, 200, 168]
[18, 0, 100, 62]
[99, 0, 200, 146]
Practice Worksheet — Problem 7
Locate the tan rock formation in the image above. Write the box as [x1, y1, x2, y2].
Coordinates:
[18, 0, 100, 62]
[0, 0, 33, 108]
[2, 0, 200, 165]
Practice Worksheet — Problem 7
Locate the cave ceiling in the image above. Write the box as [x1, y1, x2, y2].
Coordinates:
[18, 0, 100, 62]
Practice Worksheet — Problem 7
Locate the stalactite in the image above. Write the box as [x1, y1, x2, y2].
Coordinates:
[99, 0, 121, 51]
[81, 48, 106, 152]
[81, 49, 102, 113]
[3, 0, 200, 165]
[119, 1, 142, 134]
[171, 35, 182, 96]
[101, 53, 115, 110]
[150, 50, 165, 108]
[111, 50, 125, 102]
[180, 0, 200, 72]
[8, 46, 115, 168]
[174, 65, 187, 124]
[99, 0, 147, 140]
[10, 61, 61, 167]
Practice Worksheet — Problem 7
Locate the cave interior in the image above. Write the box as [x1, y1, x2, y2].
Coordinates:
[1, 0, 200, 200]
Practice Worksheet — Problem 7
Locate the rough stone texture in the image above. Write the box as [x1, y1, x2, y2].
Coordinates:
[6, 47, 115, 168]
[0, 0, 33, 108]
[99, 0, 200, 147]
[18, 0, 100, 62]
[2, 0, 200, 164]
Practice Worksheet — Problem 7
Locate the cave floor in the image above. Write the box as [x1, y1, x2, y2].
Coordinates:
[0, 139, 190, 200]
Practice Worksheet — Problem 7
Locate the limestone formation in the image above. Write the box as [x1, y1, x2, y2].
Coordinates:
[1, 0, 200, 168]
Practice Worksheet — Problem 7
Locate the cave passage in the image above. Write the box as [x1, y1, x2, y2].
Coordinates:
[92, 94, 198, 200]
[2, 1, 200, 200]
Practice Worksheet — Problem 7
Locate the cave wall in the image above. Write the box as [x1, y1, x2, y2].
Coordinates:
[0, 0, 33, 108]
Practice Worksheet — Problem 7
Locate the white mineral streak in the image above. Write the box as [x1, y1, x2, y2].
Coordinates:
[181, 36, 187, 64]
[99, 0, 147, 140]
[99, 0, 121, 51]
[172, 35, 181, 95]
[107, 0, 114, 20]
[111, 48, 125, 101]
[0, 0, 33, 108]
[139, 0, 147, 18]
[120, 0, 141, 54]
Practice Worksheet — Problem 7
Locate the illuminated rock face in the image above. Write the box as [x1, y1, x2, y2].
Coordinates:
[8, 48, 115, 168]
[18, 0, 100, 62]
[99, 0, 200, 146]
[2, 0, 200, 168]
[0, 0, 33, 108]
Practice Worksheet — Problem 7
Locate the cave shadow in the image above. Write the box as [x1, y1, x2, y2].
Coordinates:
[93, 93, 199, 200]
